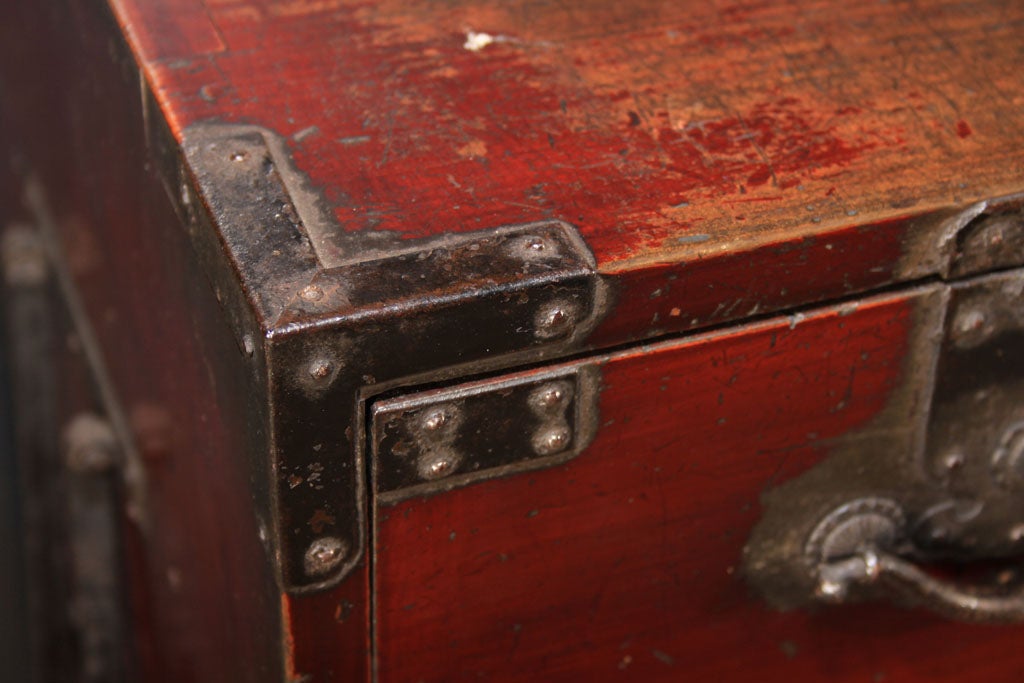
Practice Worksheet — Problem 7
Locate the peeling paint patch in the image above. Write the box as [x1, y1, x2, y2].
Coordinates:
[337, 135, 371, 146]
[464, 30, 497, 51]
[293, 125, 320, 142]
[670, 233, 711, 245]
[457, 138, 488, 158]
[838, 302, 860, 316]
[463, 29, 518, 51]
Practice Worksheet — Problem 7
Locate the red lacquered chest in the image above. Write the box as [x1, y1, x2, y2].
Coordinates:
[2, 0, 1024, 681]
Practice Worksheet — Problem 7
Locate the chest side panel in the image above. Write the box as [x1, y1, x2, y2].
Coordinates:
[372, 285, 1024, 682]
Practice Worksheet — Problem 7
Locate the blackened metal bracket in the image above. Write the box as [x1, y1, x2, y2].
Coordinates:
[178, 123, 607, 592]
[371, 364, 601, 504]
[266, 219, 605, 592]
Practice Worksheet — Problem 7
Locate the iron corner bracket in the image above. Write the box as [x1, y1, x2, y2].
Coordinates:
[177, 122, 608, 592]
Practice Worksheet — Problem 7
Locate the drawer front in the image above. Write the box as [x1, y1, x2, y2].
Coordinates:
[370, 281, 1024, 682]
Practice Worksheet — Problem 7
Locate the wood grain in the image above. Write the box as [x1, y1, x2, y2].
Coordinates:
[5, 0, 1024, 680]
[374, 289, 1024, 682]
[117, 0, 1024, 273]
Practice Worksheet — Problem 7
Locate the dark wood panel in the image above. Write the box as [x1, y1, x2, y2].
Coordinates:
[0, 1, 289, 680]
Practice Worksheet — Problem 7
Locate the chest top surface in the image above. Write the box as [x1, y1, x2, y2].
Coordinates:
[112, 0, 1024, 275]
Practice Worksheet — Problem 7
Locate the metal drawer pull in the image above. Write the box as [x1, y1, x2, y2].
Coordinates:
[808, 498, 1024, 622]
[817, 549, 1024, 622]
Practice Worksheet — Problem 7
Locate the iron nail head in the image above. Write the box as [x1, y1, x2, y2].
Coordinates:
[534, 426, 572, 455]
[530, 381, 573, 414]
[417, 450, 462, 481]
[535, 301, 578, 340]
[308, 358, 335, 381]
[304, 536, 348, 577]
[300, 284, 324, 302]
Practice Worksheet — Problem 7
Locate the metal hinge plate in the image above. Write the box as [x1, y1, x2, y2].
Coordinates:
[371, 365, 600, 503]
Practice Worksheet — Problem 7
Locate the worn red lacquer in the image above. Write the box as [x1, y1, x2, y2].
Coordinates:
[104, 0, 1024, 378]
[101, 0, 1024, 680]
[5, 0, 1024, 680]
[374, 292, 1024, 682]
[113, 0, 1024, 270]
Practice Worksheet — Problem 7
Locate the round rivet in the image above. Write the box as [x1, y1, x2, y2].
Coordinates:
[308, 358, 335, 381]
[417, 450, 462, 481]
[538, 387, 564, 407]
[304, 536, 347, 577]
[952, 308, 988, 346]
[230, 151, 247, 162]
[422, 408, 449, 432]
[942, 451, 965, 472]
[533, 426, 572, 455]
[509, 234, 561, 260]
[805, 498, 906, 564]
[816, 579, 845, 601]
[530, 381, 572, 414]
[300, 284, 324, 302]
[535, 301, 578, 340]
[956, 309, 985, 332]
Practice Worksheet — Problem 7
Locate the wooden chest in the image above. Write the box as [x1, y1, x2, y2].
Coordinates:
[3, 0, 1024, 681]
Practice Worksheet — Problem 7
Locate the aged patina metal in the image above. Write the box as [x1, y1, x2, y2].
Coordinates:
[63, 414, 127, 683]
[178, 123, 607, 591]
[174, 121, 1024, 597]
[371, 366, 600, 503]
[264, 218, 604, 590]
[950, 193, 1024, 278]
[744, 262, 1024, 622]
[1, 224, 128, 681]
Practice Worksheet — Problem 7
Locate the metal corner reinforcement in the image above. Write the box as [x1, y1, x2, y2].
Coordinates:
[177, 122, 607, 592]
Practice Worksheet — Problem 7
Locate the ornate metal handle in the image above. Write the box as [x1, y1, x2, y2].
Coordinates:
[808, 498, 1024, 622]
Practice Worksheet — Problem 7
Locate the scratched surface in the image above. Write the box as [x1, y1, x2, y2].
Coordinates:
[374, 289, 1024, 682]
[375, 292, 900, 681]
[84, 2, 1024, 680]
[111, 0, 1024, 271]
